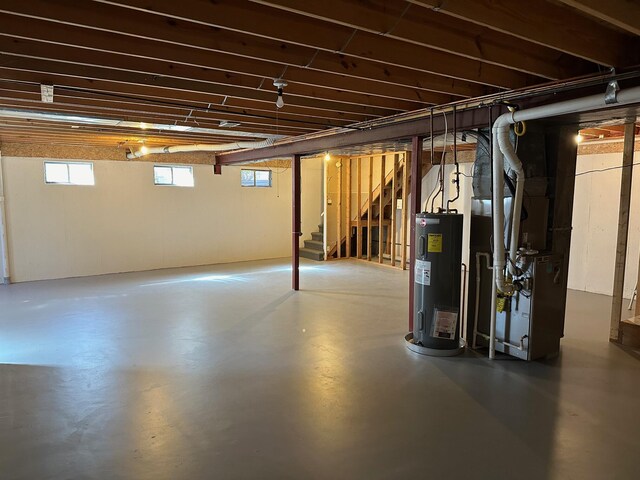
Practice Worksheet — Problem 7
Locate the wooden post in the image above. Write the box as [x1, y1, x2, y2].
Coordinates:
[337, 158, 342, 259]
[292, 154, 301, 291]
[346, 158, 352, 258]
[357, 157, 362, 259]
[379, 154, 385, 264]
[409, 137, 423, 332]
[391, 153, 398, 267]
[367, 156, 373, 261]
[610, 122, 636, 342]
[401, 152, 410, 270]
[636, 255, 640, 316]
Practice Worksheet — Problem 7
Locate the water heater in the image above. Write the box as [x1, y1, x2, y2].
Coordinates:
[413, 213, 464, 353]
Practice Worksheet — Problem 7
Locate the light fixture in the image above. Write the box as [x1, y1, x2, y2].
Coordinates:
[140, 145, 149, 155]
[219, 120, 241, 128]
[575, 134, 584, 144]
[273, 79, 288, 109]
[40, 84, 54, 103]
[324, 152, 331, 161]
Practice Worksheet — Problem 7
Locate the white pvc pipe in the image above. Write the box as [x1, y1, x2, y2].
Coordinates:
[489, 84, 640, 359]
[497, 125, 525, 275]
[0, 153, 10, 284]
[126, 139, 276, 159]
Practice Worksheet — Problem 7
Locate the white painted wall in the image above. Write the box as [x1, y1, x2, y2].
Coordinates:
[2, 157, 322, 282]
[568, 152, 639, 298]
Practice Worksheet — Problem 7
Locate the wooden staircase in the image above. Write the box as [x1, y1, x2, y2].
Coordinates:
[300, 224, 324, 261]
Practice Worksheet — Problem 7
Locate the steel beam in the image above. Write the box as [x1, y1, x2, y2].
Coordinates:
[292, 154, 301, 291]
[219, 107, 491, 164]
[408, 136, 423, 332]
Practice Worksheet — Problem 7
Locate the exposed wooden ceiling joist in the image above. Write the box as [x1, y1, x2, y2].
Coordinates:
[0, 0, 636, 151]
[0, 38, 417, 117]
[557, 0, 640, 36]
[0, 70, 372, 126]
[251, 0, 596, 80]
[0, 0, 491, 99]
[407, 0, 639, 67]
[90, 0, 537, 89]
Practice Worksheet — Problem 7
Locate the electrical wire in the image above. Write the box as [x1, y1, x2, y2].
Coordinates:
[575, 161, 640, 177]
[428, 110, 448, 212]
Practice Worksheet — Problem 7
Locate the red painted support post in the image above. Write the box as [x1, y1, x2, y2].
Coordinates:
[292, 154, 301, 291]
[408, 136, 423, 332]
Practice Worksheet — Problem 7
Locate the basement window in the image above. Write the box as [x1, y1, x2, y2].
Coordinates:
[241, 169, 272, 187]
[154, 165, 194, 187]
[44, 161, 94, 185]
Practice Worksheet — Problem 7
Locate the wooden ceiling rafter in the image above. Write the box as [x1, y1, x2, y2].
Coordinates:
[556, 0, 640, 36]
[0, 83, 344, 136]
[89, 0, 537, 89]
[0, 0, 488, 99]
[0, 38, 416, 117]
[250, 0, 596, 79]
[0, 0, 636, 150]
[406, 0, 639, 67]
[0, 70, 372, 127]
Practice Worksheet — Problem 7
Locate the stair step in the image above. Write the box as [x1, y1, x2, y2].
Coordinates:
[304, 239, 324, 250]
[318, 224, 324, 232]
[300, 247, 324, 261]
[311, 231, 323, 241]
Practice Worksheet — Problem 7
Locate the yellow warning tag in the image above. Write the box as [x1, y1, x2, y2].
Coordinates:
[427, 233, 442, 253]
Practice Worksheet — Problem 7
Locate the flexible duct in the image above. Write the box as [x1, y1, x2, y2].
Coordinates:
[126, 139, 276, 159]
[489, 84, 640, 359]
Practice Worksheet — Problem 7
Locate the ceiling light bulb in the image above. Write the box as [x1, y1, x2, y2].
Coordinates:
[140, 145, 149, 155]
[273, 79, 288, 109]
[324, 153, 331, 161]
[575, 134, 583, 144]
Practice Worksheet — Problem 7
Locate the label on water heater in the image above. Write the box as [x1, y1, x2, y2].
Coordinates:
[431, 308, 458, 340]
[415, 260, 431, 286]
[428, 233, 443, 253]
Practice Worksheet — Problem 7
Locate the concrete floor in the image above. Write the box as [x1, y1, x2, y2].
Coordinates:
[1, 258, 639, 480]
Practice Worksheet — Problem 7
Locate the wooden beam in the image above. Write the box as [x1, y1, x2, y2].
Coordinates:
[0, 38, 407, 118]
[253, 0, 594, 80]
[557, 0, 640, 37]
[0, 6, 463, 105]
[391, 153, 398, 267]
[83, 0, 530, 89]
[379, 154, 385, 264]
[356, 157, 362, 259]
[337, 160, 342, 259]
[367, 156, 373, 261]
[0, 17, 427, 114]
[409, 137, 423, 332]
[407, 0, 638, 67]
[346, 158, 352, 259]
[0, 67, 366, 126]
[610, 122, 636, 343]
[5, 0, 490, 98]
[292, 154, 301, 291]
[401, 152, 409, 270]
